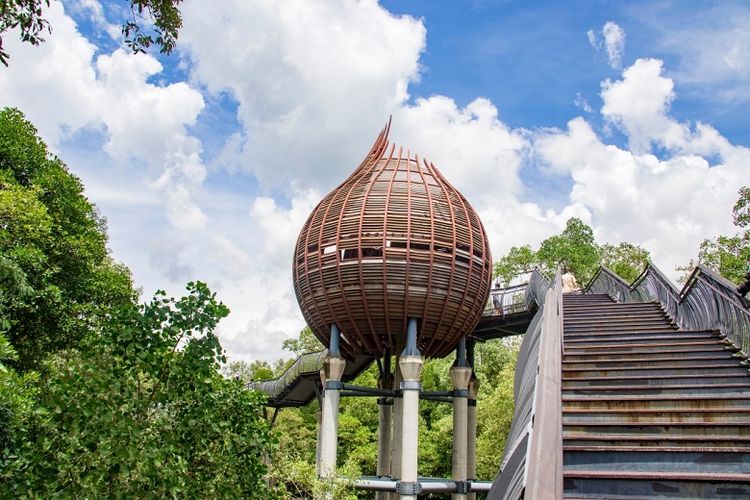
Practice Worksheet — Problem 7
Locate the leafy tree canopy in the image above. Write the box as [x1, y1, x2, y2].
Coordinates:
[2, 282, 276, 498]
[282, 326, 324, 356]
[680, 186, 750, 284]
[494, 217, 650, 286]
[0, 0, 183, 66]
[0, 107, 137, 369]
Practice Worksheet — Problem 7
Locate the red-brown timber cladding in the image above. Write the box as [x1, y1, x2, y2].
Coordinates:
[292, 121, 492, 359]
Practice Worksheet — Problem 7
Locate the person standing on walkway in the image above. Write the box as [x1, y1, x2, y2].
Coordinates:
[562, 267, 580, 294]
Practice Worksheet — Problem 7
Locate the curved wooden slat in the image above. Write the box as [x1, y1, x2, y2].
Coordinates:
[292, 123, 493, 358]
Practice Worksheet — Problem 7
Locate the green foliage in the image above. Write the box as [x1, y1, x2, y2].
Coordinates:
[223, 359, 276, 383]
[1, 1, 184, 66]
[537, 218, 600, 283]
[600, 242, 651, 283]
[123, 0, 184, 55]
[282, 326, 325, 355]
[473, 337, 520, 478]
[493, 245, 537, 286]
[733, 186, 750, 229]
[0, 108, 137, 369]
[494, 217, 649, 286]
[1, 282, 276, 498]
[0, 332, 38, 459]
[266, 325, 521, 494]
[0, 0, 51, 66]
[685, 186, 750, 284]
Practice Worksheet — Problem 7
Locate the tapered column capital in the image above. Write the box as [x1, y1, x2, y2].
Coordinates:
[450, 366, 472, 391]
[468, 377, 480, 399]
[399, 355, 424, 382]
[323, 356, 346, 381]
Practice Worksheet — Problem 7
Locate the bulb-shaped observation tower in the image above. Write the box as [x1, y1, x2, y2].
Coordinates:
[292, 121, 492, 359]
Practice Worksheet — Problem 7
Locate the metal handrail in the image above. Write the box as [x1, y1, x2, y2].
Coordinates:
[250, 350, 328, 400]
[484, 283, 529, 317]
[488, 269, 562, 500]
[586, 261, 750, 358]
[254, 271, 551, 405]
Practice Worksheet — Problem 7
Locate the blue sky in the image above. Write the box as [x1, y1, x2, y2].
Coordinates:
[1, 0, 748, 361]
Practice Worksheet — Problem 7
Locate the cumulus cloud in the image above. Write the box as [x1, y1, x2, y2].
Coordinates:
[601, 58, 686, 152]
[588, 21, 626, 69]
[2, 1, 748, 364]
[179, 0, 426, 192]
[655, 5, 750, 101]
[574, 92, 593, 113]
[536, 92, 750, 276]
[0, 1, 207, 234]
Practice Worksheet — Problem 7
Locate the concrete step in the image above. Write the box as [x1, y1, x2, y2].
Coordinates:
[563, 382, 750, 396]
[564, 332, 709, 344]
[563, 340, 737, 357]
[564, 422, 750, 437]
[563, 433, 750, 447]
[563, 408, 750, 424]
[563, 311, 670, 321]
[564, 331, 729, 349]
[563, 320, 677, 333]
[563, 360, 748, 379]
[564, 449, 750, 474]
[563, 471, 750, 499]
[563, 394, 750, 411]
[563, 373, 750, 388]
[563, 349, 743, 368]
[564, 305, 665, 315]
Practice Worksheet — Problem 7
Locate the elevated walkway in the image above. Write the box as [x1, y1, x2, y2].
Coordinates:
[561, 293, 750, 498]
[252, 280, 538, 407]
[489, 264, 750, 499]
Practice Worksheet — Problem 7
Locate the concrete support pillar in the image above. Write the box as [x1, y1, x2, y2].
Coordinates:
[319, 325, 346, 479]
[389, 357, 403, 500]
[451, 365, 472, 499]
[376, 369, 393, 500]
[398, 318, 423, 499]
[466, 377, 479, 500]
[315, 385, 323, 475]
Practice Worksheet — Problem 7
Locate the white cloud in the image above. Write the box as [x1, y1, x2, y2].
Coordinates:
[601, 58, 687, 153]
[602, 22, 625, 69]
[536, 104, 749, 278]
[574, 92, 593, 113]
[179, 0, 426, 192]
[588, 21, 626, 69]
[587, 29, 598, 51]
[655, 5, 750, 101]
[0, 2, 207, 233]
[2, 2, 748, 365]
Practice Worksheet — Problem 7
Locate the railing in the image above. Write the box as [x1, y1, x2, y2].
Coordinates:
[251, 350, 328, 400]
[488, 270, 562, 500]
[587, 262, 750, 358]
[526, 269, 551, 310]
[484, 283, 529, 318]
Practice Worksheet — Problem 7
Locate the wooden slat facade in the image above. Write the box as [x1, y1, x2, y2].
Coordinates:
[293, 121, 492, 359]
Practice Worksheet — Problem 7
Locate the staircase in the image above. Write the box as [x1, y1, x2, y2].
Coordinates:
[562, 293, 750, 498]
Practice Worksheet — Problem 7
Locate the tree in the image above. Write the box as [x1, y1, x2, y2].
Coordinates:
[0, 0, 183, 66]
[600, 242, 651, 283]
[0, 332, 37, 460]
[223, 359, 276, 383]
[537, 218, 601, 283]
[493, 245, 537, 286]
[282, 326, 324, 356]
[493, 218, 650, 286]
[2, 282, 277, 498]
[684, 187, 750, 284]
[0, 107, 137, 369]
